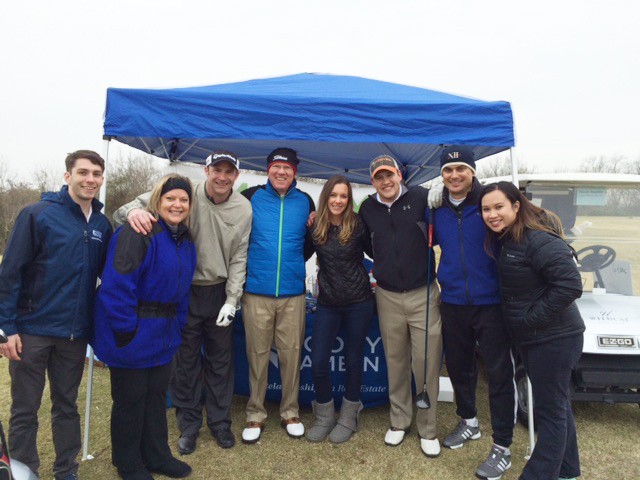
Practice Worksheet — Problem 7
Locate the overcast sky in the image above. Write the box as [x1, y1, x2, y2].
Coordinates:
[1, 0, 638, 182]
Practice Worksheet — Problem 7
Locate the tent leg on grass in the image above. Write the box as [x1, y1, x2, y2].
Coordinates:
[82, 346, 95, 461]
[525, 374, 535, 459]
[82, 139, 111, 462]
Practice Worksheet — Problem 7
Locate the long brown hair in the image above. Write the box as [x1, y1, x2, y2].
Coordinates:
[313, 175, 357, 245]
[479, 181, 564, 244]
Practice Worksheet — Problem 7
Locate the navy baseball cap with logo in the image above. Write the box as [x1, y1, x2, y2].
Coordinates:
[205, 150, 240, 170]
[440, 145, 476, 173]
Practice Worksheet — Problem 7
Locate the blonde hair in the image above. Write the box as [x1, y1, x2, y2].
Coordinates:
[147, 174, 193, 224]
[313, 175, 357, 245]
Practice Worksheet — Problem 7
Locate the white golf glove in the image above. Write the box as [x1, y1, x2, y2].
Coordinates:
[215, 303, 236, 328]
[427, 177, 444, 209]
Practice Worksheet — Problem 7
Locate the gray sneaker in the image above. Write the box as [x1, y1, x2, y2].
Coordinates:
[443, 419, 481, 449]
[475, 445, 512, 480]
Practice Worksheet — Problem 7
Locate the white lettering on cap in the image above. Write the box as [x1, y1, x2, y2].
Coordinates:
[212, 154, 236, 162]
[273, 155, 289, 161]
[447, 152, 461, 159]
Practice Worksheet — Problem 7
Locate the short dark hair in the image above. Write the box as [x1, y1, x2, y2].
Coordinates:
[65, 150, 105, 173]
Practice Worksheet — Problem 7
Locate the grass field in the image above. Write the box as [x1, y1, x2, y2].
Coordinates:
[1, 359, 639, 480]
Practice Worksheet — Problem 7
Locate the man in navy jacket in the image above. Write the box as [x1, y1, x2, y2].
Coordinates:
[0, 150, 112, 480]
[429, 146, 516, 480]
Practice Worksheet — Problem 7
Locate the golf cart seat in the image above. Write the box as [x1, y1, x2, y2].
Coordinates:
[599, 259, 634, 295]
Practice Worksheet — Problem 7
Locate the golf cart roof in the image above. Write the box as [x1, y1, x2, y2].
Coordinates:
[480, 173, 640, 188]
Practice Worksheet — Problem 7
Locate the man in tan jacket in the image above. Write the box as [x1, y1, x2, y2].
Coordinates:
[114, 151, 252, 454]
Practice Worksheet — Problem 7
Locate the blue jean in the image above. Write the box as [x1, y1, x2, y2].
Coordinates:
[518, 334, 583, 480]
[310, 299, 374, 403]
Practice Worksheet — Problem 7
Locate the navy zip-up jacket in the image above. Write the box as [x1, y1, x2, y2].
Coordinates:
[92, 220, 196, 368]
[427, 178, 501, 305]
[0, 186, 112, 338]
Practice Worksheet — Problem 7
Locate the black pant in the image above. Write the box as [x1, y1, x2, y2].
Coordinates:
[518, 334, 583, 480]
[110, 363, 172, 474]
[8, 334, 87, 478]
[441, 303, 516, 447]
[169, 283, 233, 437]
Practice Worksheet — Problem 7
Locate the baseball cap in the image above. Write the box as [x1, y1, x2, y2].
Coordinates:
[205, 150, 240, 170]
[370, 155, 401, 177]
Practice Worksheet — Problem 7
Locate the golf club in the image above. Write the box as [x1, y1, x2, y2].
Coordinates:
[416, 210, 434, 409]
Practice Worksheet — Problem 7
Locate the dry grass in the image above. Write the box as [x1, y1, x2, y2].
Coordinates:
[1, 360, 639, 480]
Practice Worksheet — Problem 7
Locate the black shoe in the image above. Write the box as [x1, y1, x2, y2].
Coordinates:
[148, 457, 192, 478]
[117, 469, 154, 480]
[211, 426, 235, 449]
[177, 435, 197, 455]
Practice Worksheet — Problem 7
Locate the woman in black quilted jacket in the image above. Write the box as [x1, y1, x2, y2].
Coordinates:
[480, 181, 585, 480]
[305, 175, 375, 444]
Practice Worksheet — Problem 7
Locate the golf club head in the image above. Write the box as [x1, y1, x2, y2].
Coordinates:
[415, 392, 431, 410]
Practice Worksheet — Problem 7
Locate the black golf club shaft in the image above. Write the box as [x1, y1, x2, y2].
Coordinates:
[417, 210, 434, 409]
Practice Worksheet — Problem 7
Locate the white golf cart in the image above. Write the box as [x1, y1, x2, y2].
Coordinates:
[481, 173, 640, 426]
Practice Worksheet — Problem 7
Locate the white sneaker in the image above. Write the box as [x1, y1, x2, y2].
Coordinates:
[384, 427, 407, 446]
[281, 417, 305, 438]
[420, 437, 441, 458]
[242, 422, 264, 444]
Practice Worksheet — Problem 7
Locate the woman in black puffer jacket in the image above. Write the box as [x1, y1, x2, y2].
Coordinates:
[306, 175, 374, 444]
[480, 181, 584, 480]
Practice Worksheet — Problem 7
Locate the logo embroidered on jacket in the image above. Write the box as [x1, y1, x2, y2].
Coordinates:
[91, 230, 103, 242]
[403, 205, 411, 210]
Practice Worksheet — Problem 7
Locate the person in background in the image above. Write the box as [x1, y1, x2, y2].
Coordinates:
[114, 151, 252, 455]
[0, 150, 112, 480]
[306, 175, 374, 444]
[428, 146, 516, 480]
[93, 174, 197, 480]
[240, 147, 315, 443]
[358, 155, 443, 458]
[480, 181, 584, 480]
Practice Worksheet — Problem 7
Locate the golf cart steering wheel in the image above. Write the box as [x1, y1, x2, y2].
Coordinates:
[576, 245, 616, 289]
[576, 245, 616, 272]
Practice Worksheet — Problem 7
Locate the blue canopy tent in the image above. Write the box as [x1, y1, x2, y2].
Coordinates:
[102, 73, 515, 185]
[83, 73, 520, 461]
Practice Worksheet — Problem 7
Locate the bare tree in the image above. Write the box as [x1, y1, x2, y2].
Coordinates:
[32, 165, 65, 193]
[579, 154, 628, 173]
[104, 153, 166, 219]
[477, 155, 535, 179]
[0, 163, 39, 253]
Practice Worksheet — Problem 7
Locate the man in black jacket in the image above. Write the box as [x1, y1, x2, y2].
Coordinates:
[359, 155, 443, 458]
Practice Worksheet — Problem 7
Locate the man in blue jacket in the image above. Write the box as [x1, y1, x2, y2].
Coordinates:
[0, 150, 112, 480]
[240, 147, 315, 444]
[429, 146, 516, 480]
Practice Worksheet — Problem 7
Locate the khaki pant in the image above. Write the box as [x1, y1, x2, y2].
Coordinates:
[376, 283, 442, 439]
[241, 293, 306, 423]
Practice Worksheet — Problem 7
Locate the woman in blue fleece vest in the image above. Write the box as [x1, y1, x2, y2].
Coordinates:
[93, 174, 197, 480]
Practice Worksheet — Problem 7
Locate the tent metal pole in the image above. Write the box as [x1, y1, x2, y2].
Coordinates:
[511, 146, 536, 459]
[82, 138, 111, 461]
[509, 147, 519, 187]
[525, 375, 536, 459]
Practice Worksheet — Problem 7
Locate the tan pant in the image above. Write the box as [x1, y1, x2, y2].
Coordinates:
[376, 283, 443, 439]
[241, 293, 306, 423]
